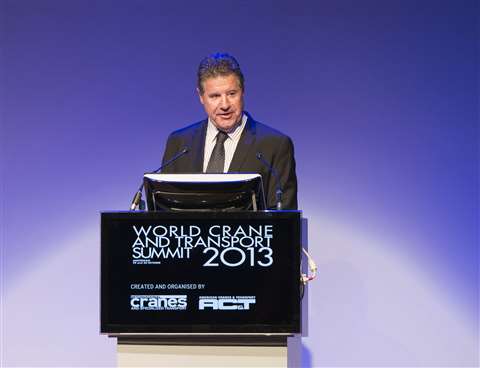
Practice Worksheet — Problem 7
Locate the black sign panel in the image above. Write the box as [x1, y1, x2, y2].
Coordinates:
[101, 211, 301, 334]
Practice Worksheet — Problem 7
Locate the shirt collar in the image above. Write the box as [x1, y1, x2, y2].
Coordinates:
[206, 113, 247, 143]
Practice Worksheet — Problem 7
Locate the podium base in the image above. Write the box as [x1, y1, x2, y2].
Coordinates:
[116, 335, 301, 367]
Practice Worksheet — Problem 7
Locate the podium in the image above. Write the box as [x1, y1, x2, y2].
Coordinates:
[101, 211, 303, 367]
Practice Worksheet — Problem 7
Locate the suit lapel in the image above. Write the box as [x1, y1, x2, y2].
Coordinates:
[190, 120, 207, 172]
[228, 116, 256, 172]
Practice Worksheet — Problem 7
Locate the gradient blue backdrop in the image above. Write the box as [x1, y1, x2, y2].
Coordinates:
[1, 0, 478, 366]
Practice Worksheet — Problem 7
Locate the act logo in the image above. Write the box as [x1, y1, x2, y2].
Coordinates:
[198, 296, 256, 311]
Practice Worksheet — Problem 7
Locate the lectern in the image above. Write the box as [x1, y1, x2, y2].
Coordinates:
[101, 210, 303, 367]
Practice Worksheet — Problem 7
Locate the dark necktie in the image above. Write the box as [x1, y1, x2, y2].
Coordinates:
[206, 131, 229, 173]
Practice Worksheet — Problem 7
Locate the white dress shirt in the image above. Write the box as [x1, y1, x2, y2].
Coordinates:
[203, 114, 248, 173]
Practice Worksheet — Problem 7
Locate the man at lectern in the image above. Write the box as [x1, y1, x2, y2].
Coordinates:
[161, 53, 298, 210]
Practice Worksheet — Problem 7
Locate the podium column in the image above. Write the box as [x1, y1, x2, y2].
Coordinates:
[116, 336, 301, 367]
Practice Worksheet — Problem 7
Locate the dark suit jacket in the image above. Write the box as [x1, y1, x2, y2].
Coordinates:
[161, 113, 298, 210]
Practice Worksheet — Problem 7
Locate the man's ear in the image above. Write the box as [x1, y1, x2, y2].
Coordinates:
[196, 87, 204, 105]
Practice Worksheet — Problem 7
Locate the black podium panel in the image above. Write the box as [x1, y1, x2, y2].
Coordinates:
[101, 211, 301, 334]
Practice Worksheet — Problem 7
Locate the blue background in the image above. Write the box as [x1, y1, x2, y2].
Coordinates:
[2, 0, 478, 366]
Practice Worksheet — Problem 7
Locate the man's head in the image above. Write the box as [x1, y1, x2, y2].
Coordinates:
[197, 53, 245, 132]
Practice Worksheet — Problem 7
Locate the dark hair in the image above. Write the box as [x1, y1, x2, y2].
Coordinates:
[197, 53, 244, 94]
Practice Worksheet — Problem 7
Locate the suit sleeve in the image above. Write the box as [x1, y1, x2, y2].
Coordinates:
[269, 136, 298, 210]
[161, 133, 180, 173]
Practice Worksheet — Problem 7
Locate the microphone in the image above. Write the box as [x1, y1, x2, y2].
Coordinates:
[256, 152, 283, 210]
[129, 146, 189, 210]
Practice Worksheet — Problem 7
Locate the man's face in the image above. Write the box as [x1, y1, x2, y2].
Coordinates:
[198, 74, 244, 132]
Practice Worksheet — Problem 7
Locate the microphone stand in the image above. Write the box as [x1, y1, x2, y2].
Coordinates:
[256, 152, 283, 210]
[129, 147, 189, 210]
